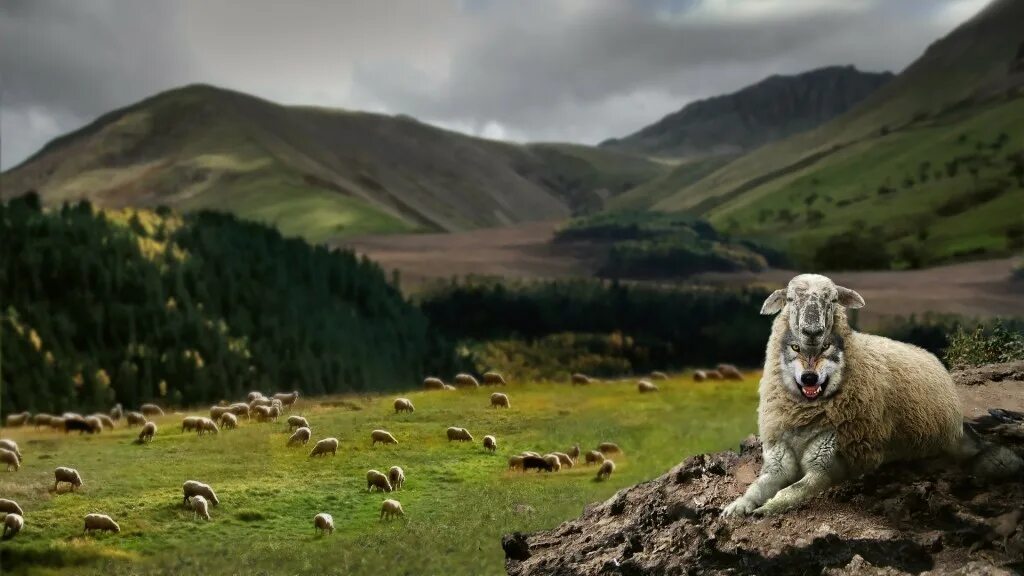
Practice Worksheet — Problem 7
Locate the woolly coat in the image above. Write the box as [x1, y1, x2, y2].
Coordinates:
[759, 307, 963, 474]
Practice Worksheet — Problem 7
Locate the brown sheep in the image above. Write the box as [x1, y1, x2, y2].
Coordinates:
[716, 363, 744, 380]
[584, 450, 606, 466]
[483, 435, 497, 452]
[138, 421, 157, 443]
[314, 513, 334, 535]
[454, 373, 480, 388]
[567, 444, 581, 463]
[140, 404, 164, 417]
[446, 427, 473, 442]
[650, 371, 668, 380]
[571, 373, 591, 385]
[489, 392, 510, 409]
[597, 459, 616, 480]
[705, 369, 723, 380]
[366, 469, 393, 492]
[598, 442, 622, 455]
[508, 455, 524, 471]
[482, 371, 507, 386]
[125, 411, 147, 426]
[423, 377, 446, 390]
[393, 398, 415, 414]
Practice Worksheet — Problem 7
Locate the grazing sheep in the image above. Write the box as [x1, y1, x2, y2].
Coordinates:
[393, 398, 415, 414]
[110, 403, 123, 421]
[522, 455, 554, 472]
[568, 444, 581, 463]
[314, 513, 334, 535]
[182, 480, 219, 506]
[271, 398, 283, 411]
[366, 469, 393, 492]
[140, 404, 164, 417]
[584, 451, 605, 466]
[54, 467, 83, 492]
[197, 418, 219, 435]
[138, 421, 157, 443]
[371, 429, 398, 446]
[0, 439, 22, 459]
[519, 451, 541, 458]
[454, 373, 480, 388]
[508, 455, 524, 471]
[309, 437, 339, 457]
[181, 416, 201, 433]
[442, 384, 456, 391]
[2, 513, 22, 540]
[705, 370, 723, 380]
[92, 414, 116, 430]
[209, 406, 230, 421]
[489, 392, 510, 409]
[247, 391, 265, 403]
[571, 373, 591, 385]
[693, 370, 708, 382]
[189, 495, 211, 521]
[272, 391, 299, 409]
[219, 412, 238, 430]
[84, 416, 104, 433]
[551, 452, 574, 469]
[0, 499, 24, 516]
[723, 273, 1021, 518]
[125, 411, 147, 426]
[33, 413, 54, 428]
[287, 415, 310, 431]
[288, 427, 312, 446]
[543, 454, 562, 472]
[250, 397, 272, 409]
[482, 371, 507, 386]
[62, 412, 83, 420]
[253, 405, 273, 422]
[637, 380, 658, 393]
[650, 371, 668, 380]
[84, 513, 120, 534]
[4, 412, 30, 428]
[596, 459, 615, 481]
[267, 405, 281, 422]
[388, 466, 405, 491]
[1, 450, 19, 471]
[380, 499, 404, 521]
[597, 442, 622, 455]
[446, 427, 473, 442]
[483, 435, 497, 452]
[228, 402, 250, 419]
[49, 417, 65, 431]
[423, 377, 446, 390]
[716, 364, 744, 380]
[63, 416, 94, 434]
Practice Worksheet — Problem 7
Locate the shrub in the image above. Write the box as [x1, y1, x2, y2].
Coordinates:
[944, 322, 1024, 369]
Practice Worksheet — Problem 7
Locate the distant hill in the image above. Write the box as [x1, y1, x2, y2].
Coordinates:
[601, 66, 893, 158]
[1, 85, 668, 243]
[630, 0, 1024, 269]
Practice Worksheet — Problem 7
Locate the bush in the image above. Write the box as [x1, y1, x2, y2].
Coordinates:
[944, 321, 1024, 369]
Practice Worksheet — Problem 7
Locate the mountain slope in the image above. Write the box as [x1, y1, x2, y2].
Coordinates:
[2, 85, 668, 243]
[601, 66, 893, 158]
[648, 0, 1024, 268]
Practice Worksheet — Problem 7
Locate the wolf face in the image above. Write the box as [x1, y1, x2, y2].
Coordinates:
[779, 328, 845, 401]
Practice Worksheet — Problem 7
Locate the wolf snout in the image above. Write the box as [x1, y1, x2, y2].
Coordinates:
[800, 372, 819, 386]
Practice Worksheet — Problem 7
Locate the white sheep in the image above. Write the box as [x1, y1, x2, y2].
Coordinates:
[314, 512, 334, 535]
[489, 392, 510, 409]
[571, 373, 591, 385]
[4, 412, 30, 427]
[597, 442, 622, 455]
[92, 414, 116, 430]
[0, 449, 19, 472]
[126, 411, 147, 426]
[272, 391, 299, 409]
[366, 469, 393, 493]
[110, 403, 123, 421]
[2, 512, 23, 540]
[309, 437, 339, 457]
[482, 371, 507, 386]
[551, 452, 574, 469]
[388, 466, 405, 491]
[84, 513, 120, 533]
[567, 444, 580, 463]
[693, 370, 708, 382]
[49, 417, 65, 431]
[253, 405, 273, 422]
[596, 459, 615, 480]
[508, 455, 524, 471]
[723, 274, 1020, 518]
[446, 427, 473, 442]
[584, 450, 605, 466]
[228, 402, 250, 419]
[454, 373, 480, 388]
[287, 415, 310, 431]
[138, 421, 157, 443]
[483, 435, 497, 452]
[543, 454, 562, 472]
[84, 416, 104, 433]
[393, 398, 415, 414]
[197, 418, 219, 435]
[442, 384, 456, 391]
[423, 377, 445, 390]
[250, 397, 272, 409]
[247, 391, 265, 403]
[371, 429, 398, 446]
[54, 467, 83, 492]
[182, 480, 219, 506]
[209, 406, 230, 421]
[0, 439, 21, 459]
[140, 404, 164, 417]
[380, 499, 404, 521]
[34, 413, 54, 428]
[189, 495, 211, 521]
[637, 380, 658, 393]
[0, 498, 24, 516]
[181, 416, 200, 433]
[716, 364, 744, 381]
[288, 427, 312, 446]
[267, 405, 281, 422]
[220, 412, 238, 430]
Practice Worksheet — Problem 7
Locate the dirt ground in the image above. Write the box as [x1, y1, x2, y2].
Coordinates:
[339, 221, 1024, 325]
[504, 362, 1024, 576]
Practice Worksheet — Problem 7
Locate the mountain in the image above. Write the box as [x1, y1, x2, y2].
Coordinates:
[636, 0, 1024, 268]
[1, 85, 668, 243]
[601, 66, 893, 158]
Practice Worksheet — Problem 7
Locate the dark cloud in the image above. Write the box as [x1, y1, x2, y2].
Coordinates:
[1, 0, 988, 169]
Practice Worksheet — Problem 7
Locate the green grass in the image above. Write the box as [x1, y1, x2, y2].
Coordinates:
[608, 155, 736, 212]
[0, 375, 758, 575]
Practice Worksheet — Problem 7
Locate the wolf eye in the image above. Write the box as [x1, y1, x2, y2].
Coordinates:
[790, 344, 800, 352]
[822, 343, 832, 352]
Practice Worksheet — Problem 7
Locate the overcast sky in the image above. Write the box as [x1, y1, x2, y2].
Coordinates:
[0, 0, 990, 169]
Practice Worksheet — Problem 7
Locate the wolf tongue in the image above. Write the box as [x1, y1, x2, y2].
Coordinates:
[802, 385, 820, 397]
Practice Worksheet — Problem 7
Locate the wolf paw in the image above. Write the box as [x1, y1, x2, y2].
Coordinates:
[721, 497, 757, 517]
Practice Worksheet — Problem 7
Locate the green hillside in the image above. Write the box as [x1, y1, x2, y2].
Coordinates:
[2, 86, 667, 244]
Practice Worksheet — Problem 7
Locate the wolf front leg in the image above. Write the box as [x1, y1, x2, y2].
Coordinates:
[753, 431, 844, 516]
[721, 442, 800, 517]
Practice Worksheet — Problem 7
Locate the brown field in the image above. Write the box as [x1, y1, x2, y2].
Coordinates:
[340, 221, 1024, 326]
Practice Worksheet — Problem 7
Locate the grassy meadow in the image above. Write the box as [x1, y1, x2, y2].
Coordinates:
[0, 374, 758, 576]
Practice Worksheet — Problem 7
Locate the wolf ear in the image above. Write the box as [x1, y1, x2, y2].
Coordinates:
[760, 289, 787, 315]
[836, 286, 865, 309]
